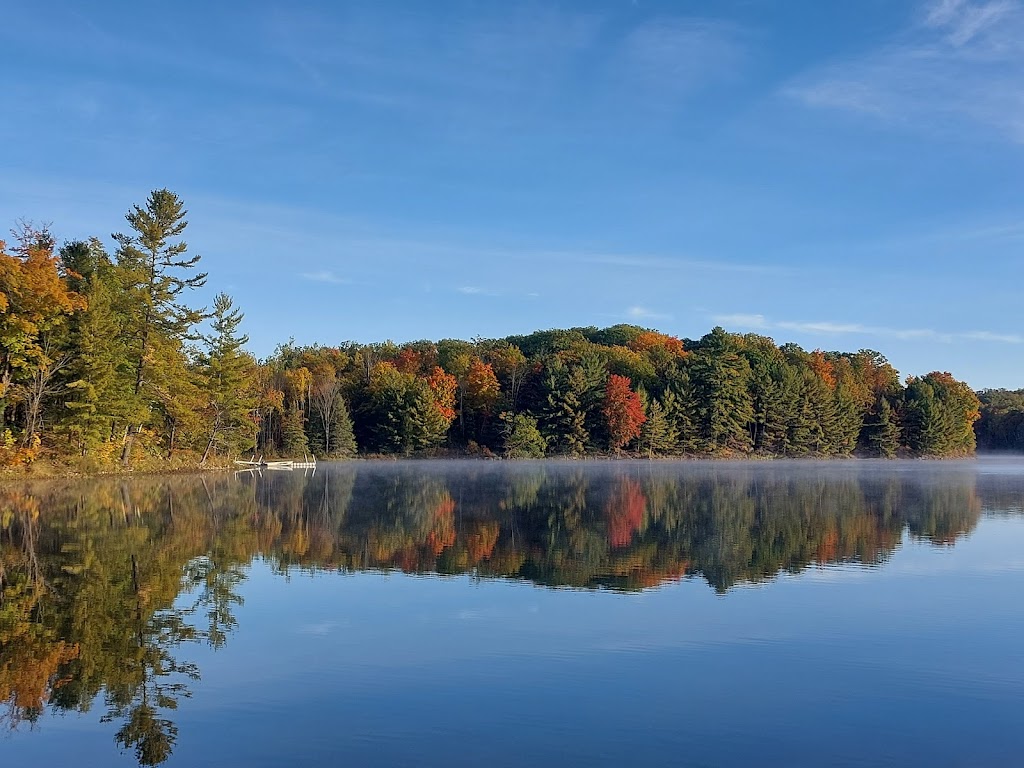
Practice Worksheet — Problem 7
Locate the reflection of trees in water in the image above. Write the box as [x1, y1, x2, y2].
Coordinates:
[0, 494, 79, 728]
[0, 463, 994, 763]
[1, 480, 251, 764]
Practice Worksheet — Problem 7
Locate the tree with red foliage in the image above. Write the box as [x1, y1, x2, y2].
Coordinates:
[602, 374, 646, 451]
[605, 477, 647, 547]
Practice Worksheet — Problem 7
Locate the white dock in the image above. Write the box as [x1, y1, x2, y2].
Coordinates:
[234, 453, 317, 471]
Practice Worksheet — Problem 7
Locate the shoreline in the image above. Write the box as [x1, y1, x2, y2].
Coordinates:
[1, 449, 998, 485]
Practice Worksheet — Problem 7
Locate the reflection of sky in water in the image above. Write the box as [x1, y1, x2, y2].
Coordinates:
[181, 519, 1024, 767]
[5, 460, 1024, 767]
[13, 524, 1024, 767]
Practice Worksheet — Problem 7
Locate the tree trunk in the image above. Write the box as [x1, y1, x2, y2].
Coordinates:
[200, 433, 216, 466]
[200, 413, 221, 466]
[121, 426, 138, 466]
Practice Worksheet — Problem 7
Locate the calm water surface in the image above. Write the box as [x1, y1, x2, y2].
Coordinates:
[2, 458, 1023, 767]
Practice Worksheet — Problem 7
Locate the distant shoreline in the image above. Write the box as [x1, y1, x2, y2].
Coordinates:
[2, 450, 1003, 485]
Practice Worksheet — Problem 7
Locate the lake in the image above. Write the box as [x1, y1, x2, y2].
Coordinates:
[1, 458, 1023, 767]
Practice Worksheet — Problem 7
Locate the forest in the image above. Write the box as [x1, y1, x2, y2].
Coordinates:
[0, 188, 1014, 472]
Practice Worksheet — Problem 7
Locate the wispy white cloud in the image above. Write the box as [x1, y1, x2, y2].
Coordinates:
[923, 0, 1017, 46]
[610, 18, 747, 110]
[959, 330, 1024, 343]
[257, 7, 751, 137]
[296, 621, 339, 636]
[785, 0, 1024, 143]
[712, 313, 1024, 344]
[562, 251, 786, 275]
[627, 306, 673, 321]
[713, 313, 771, 329]
[457, 285, 500, 297]
[300, 270, 349, 285]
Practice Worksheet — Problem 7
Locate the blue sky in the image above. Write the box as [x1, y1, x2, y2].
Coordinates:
[1, 0, 1022, 388]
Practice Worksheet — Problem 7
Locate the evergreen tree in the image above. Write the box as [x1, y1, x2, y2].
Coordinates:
[662, 372, 700, 453]
[153, 336, 206, 459]
[903, 373, 979, 456]
[577, 351, 609, 450]
[501, 412, 547, 458]
[903, 379, 948, 455]
[114, 190, 207, 464]
[868, 396, 901, 458]
[60, 239, 128, 453]
[638, 393, 677, 456]
[748, 359, 798, 455]
[976, 389, 1024, 451]
[538, 360, 589, 455]
[831, 381, 863, 455]
[199, 294, 255, 464]
[690, 328, 754, 453]
[359, 362, 450, 454]
[280, 403, 309, 457]
[404, 378, 449, 452]
[788, 369, 837, 455]
[329, 397, 357, 457]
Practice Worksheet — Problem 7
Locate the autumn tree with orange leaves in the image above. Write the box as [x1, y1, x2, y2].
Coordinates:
[602, 375, 646, 451]
[0, 226, 85, 441]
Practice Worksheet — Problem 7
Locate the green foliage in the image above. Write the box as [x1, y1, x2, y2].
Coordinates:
[903, 373, 980, 456]
[976, 389, 1024, 450]
[638, 393, 677, 456]
[0, 192, 987, 466]
[867, 396, 901, 458]
[690, 328, 754, 453]
[60, 239, 129, 452]
[113, 189, 208, 464]
[358, 363, 449, 454]
[329, 399, 357, 457]
[538, 359, 589, 455]
[198, 293, 256, 463]
[501, 412, 547, 458]
[280, 404, 309, 456]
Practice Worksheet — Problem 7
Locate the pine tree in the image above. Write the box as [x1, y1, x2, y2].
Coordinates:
[690, 329, 754, 453]
[902, 373, 978, 456]
[831, 381, 863, 456]
[199, 293, 255, 464]
[501, 412, 547, 458]
[114, 190, 207, 464]
[639, 393, 676, 456]
[788, 369, 836, 455]
[60, 239, 128, 453]
[404, 379, 448, 452]
[329, 397, 357, 456]
[577, 351, 609, 450]
[663, 376, 699, 453]
[868, 396, 901, 457]
[281, 403, 309, 456]
[539, 360, 589, 455]
[746, 357, 799, 455]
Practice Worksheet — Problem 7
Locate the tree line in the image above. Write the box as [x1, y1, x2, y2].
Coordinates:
[0, 190, 993, 469]
[975, 389, 1024, 451]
